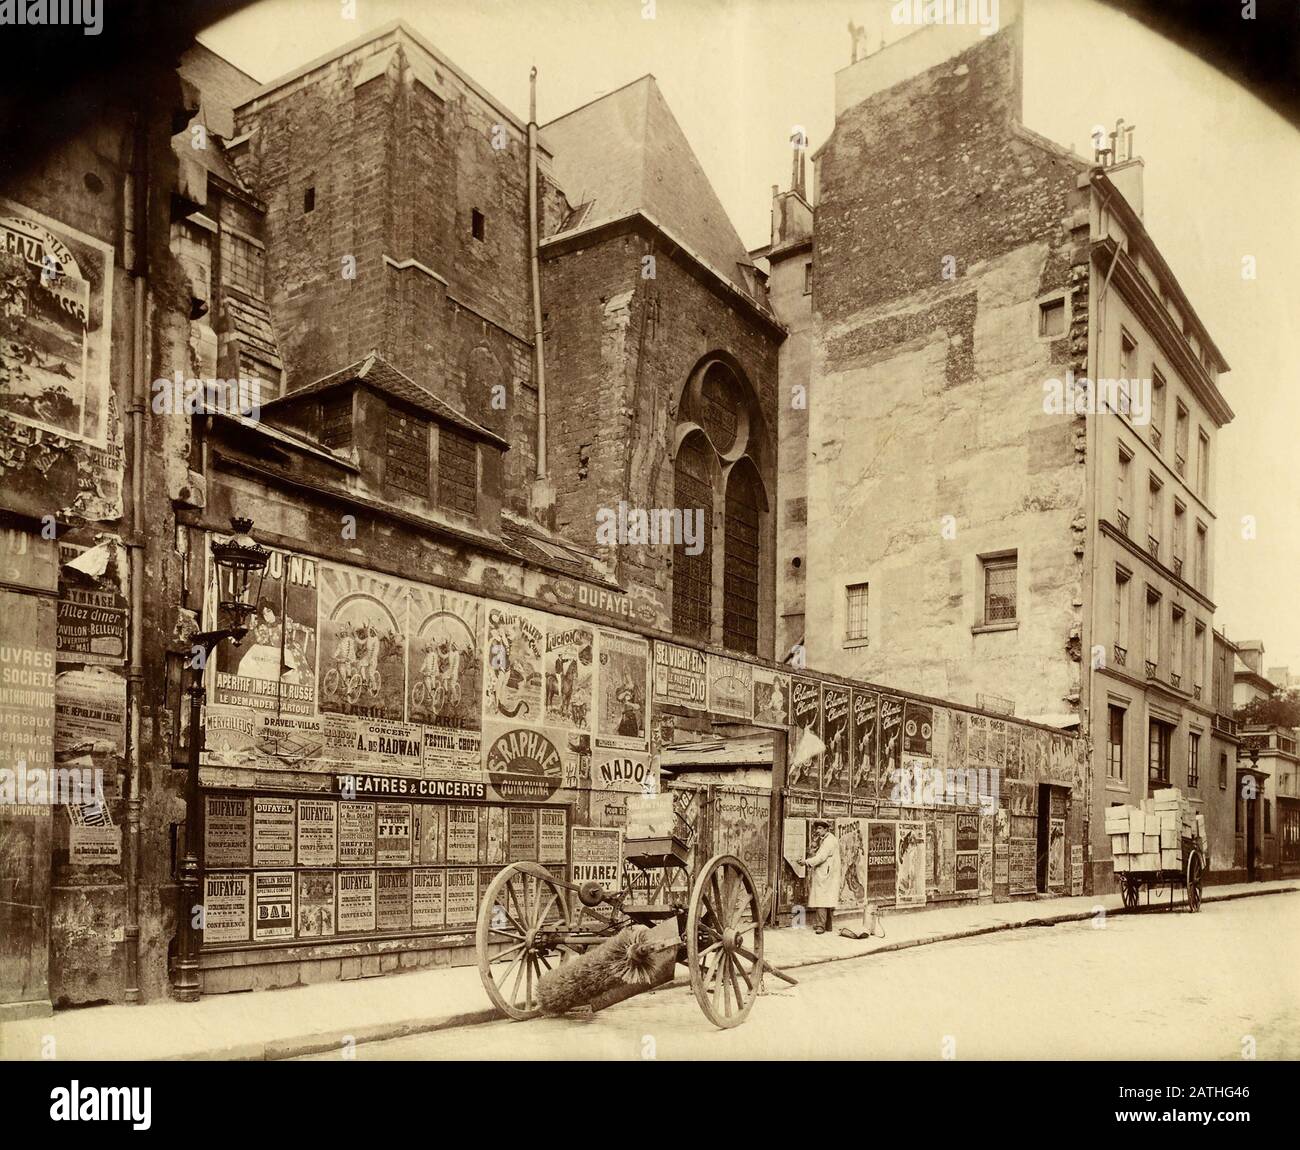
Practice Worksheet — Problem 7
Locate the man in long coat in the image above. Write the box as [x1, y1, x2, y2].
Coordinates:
[803, 822, 841, 934]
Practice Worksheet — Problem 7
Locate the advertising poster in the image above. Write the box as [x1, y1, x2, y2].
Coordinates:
[483, 723, 564, 802]
[1071, 844, 1084, 896]
[926, 815, 942, 895]
[485, 805, 507, 864]
[204, 795, 251, 867]
[508, 806, 539, 861]
[421, 724, 484, 783]
[213, 548, 317, 716]
[323, 714, 359, 765]
[904, 701, 933, 756]
[351, 719, 423, 777]
[376, 869, 412, 931]
[1005, 779, 1035, 818]
[202, 706, 258, 768]
[296, 871, 336, 938]
[706, 654, 753, 721]
[712, 789, 770, 903]
[1005, 724, 1024, 779]
[896, 821, 926, 907]
[446, 806, 479, 863]
[69, 825, 122, 865]
[376, 802, 412, 865]
[1048, 817, 1066, 888]
[54, 665, 126, 762]
[821, 685, 851, 799]
[407, 586, 481, 738]
[988, 718, 1008, 775]
[955, 851, 979, 893]
[788, 678, 821, 791]
[414, 804, 445, 864]
[253, 871, 295, 941]
[866, 821, 897, 902]
[979, 847, 994, 895]
[571, 826, 622, 885]
[337, 870, 377, 933]
[539, 807, 566, 863]
[752, 667, 790, 727]
[652, 642, 707, 710]
[318, 564, 405, 720]
[445, 868, 477, 925]
[559, 731, 593, 790]
[956, 812, 980, 853]
[412, 869, 446, 928]
[1009, 840, 1036, 894]
[56, 542, 127, 666]
[980, 813, 994, 849]
[947, 708, 968, 775]
[879, 696, 904, 785]
[596, 631, 649, 750]
[544, 618, 594, 730]
[338, 801, 376, 865]
[967, 712, 988, 767]
[994, 851, 1010, 886]
[296, 799, 337, 866]
[836, 817, 867, 909]
[850, 689, 878, 799]
[483, 602, 545, 723]
[202, 872, 250, 944]
[252, 797, 295, 868]
[0, 199, 114, 445]
[254, 712, 325, 771]
[588, 789, 629, 830]
[782, 819, 807, 880]
[591, 750, 655, 794]
[941, 813, 956, 893]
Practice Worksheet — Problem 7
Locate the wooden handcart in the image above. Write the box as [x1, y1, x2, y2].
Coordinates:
[476, 832, 790, 1029]
[1117, 835, 1206, 913]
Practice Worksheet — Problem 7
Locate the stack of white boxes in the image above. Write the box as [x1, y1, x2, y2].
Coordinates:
[1105, 788, 1206, 874]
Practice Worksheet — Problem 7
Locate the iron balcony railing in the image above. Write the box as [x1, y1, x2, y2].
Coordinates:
[1113, 644, 1127, 667]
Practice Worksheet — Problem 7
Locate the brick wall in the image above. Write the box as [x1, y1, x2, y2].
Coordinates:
[542, 225, 781, 648]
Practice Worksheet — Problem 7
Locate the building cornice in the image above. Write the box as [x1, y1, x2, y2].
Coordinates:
[1098, 518, 1217, 613]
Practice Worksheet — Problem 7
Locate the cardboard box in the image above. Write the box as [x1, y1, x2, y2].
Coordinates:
[1105, 811, 1129, 833]
[1161, 850, 1180, 869]
[1160, 828, 1178, 848]
[1111, 834, 1128, 854]
[1160, 812, 1177, 831]
[1128, 831, 1143, 853]
[1113, 855, 1129, 873]
[1153, 788, 1181, 803]
[1144, 834, 1159, 852]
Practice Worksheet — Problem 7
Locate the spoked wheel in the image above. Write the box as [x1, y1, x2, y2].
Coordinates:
[1186, 850, 1203, 913]
[477, 863, 579, 1020]
[1120, 875, 1139, 909]
[687, 853, 764, 1030]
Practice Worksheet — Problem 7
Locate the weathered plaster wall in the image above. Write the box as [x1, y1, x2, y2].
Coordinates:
[806, 18, 1088, 718]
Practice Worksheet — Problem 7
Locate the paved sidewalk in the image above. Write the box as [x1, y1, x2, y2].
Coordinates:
[2, 879, 1294, 1061]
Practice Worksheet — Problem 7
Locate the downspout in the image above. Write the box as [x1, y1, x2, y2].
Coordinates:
[122, 104, 148, 1002]
[527, 67, 548, 487]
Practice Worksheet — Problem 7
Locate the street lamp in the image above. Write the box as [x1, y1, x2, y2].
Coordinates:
[172, 516, 269, 1002]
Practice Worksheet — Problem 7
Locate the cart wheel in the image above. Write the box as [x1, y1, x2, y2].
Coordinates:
[1186, 850, 1203, 913]
[1120, 876, 1138, 909]
[477, 863, 578, 1020]
[687, 854, 764, 1030]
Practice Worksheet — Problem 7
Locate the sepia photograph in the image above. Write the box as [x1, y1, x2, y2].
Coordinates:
[1, 0, 1297, 1126]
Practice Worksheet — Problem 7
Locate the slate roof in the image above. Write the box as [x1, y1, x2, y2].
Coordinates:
[263, 352, 509, 448]
[541, 76, 761, 300]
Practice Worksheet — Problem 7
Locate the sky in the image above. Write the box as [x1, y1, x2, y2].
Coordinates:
[201, 0, 1300, 676]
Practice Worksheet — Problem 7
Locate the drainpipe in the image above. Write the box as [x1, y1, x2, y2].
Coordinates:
[527, 67, 548, 492]
[121, 103, 148, 1003]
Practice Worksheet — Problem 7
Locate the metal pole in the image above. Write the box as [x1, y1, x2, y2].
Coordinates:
[173, 673, 206, 1001]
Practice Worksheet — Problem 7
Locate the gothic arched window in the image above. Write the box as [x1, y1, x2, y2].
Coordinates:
[672, 432, 713, 643]
[671, 355, 769, 656]
[723, 460, 762, 654]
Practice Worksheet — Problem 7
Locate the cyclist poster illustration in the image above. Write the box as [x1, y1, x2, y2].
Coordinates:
[408, 587, 482, 779]
[317, 565, 406, 720]
[594, 630, 648, 752]
[544, 619, 593, 730]
[482, 603, 544, 722]
[210, 546, 317, 716]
